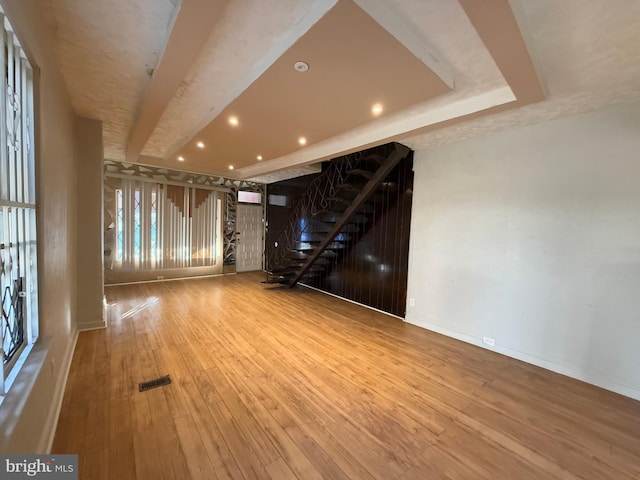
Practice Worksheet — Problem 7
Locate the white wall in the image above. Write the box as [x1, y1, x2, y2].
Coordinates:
[406, 101, 640, 400]
[76, 118, 105, 330]
[0, 0, 80, 452]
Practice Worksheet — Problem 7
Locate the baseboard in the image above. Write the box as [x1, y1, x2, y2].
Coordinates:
[105, 271, 229, 287]
[40, 329, 79, 453]
[405, 315, 640, 402]
[298, 282, 404, 320]
[77, 320, 107, 331]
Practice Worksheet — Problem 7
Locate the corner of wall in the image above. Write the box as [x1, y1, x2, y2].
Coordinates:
[75, 117, 105, 333]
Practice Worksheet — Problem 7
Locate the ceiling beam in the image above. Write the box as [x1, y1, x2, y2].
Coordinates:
[353, 0, 454, 89]
[126, 0, 229, 163]
[234, 86, 515, 179]
[458, 0, 545, 104]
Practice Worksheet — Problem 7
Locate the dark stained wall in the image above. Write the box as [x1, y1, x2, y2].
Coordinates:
[265, 173, 318, 254]
[266, 154, 414, 317]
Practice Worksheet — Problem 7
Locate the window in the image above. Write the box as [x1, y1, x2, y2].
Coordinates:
[116, 188, 123, 261]
[238, 190, 261, 204]
[268, 194, 288, 207]
[115, 180, 222, 270]
[0, 9, 38, 394]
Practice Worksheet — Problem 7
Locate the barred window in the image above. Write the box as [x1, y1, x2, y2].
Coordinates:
[0, 8, 38, 394]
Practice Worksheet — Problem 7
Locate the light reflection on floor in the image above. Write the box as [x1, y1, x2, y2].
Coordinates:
[113, 297, 159, 320]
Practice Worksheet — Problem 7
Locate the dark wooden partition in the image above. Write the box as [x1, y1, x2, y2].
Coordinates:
[266, 154, 413, 317]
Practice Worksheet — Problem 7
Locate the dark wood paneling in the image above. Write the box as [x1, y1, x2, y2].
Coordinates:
[265, 173, 319, 253]
[266, 154, 413, 317]
[306, 155, 413, 317]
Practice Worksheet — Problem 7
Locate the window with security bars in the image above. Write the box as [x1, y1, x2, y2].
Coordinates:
[114, 180, 222, 270]
[0, 8, 39, 393]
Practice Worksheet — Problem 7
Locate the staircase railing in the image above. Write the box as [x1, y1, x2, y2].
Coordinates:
[285, 142, 409, 287]
[266, 151, 365, 272]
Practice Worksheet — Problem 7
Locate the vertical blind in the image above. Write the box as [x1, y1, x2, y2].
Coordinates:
[115, 179, 222, 270]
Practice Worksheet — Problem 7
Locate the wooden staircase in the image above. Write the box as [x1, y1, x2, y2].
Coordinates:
[265, 142, 410, 287]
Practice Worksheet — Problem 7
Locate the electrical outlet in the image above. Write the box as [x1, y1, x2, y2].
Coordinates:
[409, 298, 415, 307]
[482, 336, 496, 347]
[156, 275, 164, 280]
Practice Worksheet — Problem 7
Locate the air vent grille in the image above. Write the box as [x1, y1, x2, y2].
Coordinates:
[139, 375, 172, 392]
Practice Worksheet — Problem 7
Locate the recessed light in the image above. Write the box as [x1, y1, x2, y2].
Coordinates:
[228, 165, 234, 170]
[371, 103, 383, 116]
[298, 136, 307, 146]
[257, 155, 263, 161]
[178, 156, 185, 161]
[228, 116, 239, 127]
[294, 61, 309, 72]
[196, 141, 205, 149]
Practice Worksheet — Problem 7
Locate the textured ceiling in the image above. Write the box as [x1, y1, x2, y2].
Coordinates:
[41, 0, 640, 181]
[403, 0, 640, 151]
[43, 0, 178, 162]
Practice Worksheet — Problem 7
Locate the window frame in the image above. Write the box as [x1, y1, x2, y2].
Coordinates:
[0, 7, 39, 397]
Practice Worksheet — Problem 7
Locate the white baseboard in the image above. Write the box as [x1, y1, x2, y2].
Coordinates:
[405, 315, 640, 402]
[40, 329, 79, 453]
[105, 271, 229, 287]
[77, 320, 107, 331]
[298, 282, 404, 320]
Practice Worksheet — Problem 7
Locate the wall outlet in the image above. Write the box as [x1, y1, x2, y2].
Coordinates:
[156, 275, 164, 280]
[482, 336, 496, 347]
[409, 298, 415, 307]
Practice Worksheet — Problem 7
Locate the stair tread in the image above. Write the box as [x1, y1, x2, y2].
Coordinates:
[330, 197, 351, 205]
[340, 224, 360, 233]
[347, 168, 374, 179]
[363, 153, 387, 164]
[269, 265, 303, 275]
[339, 185, 362, 192]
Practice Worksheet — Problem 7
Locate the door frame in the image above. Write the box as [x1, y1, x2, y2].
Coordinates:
[236, 203, 264, 272]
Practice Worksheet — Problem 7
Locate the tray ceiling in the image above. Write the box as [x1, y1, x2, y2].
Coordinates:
[41, 0, 640, 181]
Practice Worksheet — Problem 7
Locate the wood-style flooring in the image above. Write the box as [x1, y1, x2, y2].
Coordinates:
[52, 272, 640, 479]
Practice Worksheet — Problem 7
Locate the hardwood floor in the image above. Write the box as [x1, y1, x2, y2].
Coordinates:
[53, 272, 640, 479]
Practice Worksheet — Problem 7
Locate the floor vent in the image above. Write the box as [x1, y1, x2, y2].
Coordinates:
[139, 375, 172, 392]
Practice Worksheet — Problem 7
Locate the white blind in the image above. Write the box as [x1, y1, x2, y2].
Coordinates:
[115, 180, 222, 270]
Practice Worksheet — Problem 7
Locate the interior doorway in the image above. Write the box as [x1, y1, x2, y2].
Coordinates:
[236, 204, 264, 272]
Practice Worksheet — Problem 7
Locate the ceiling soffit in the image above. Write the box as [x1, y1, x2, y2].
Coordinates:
[236, 0, 543, 180]
[46, 0, 548, 180]
[171, 0, 452, 174]
[141, 0, 338, 160]
[126, 0, 231, 162]
[135, 0, 531, 178]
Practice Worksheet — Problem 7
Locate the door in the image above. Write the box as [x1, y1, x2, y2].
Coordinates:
[236, 204, 263, 272]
